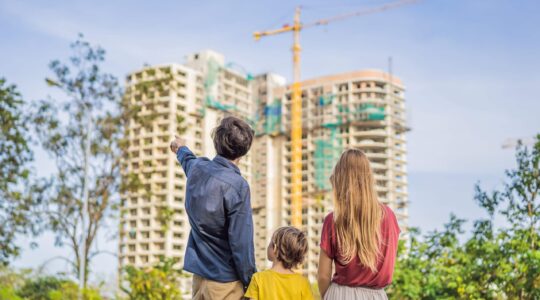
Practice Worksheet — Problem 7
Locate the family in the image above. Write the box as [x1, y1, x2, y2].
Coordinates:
[169, 116, 401, 300]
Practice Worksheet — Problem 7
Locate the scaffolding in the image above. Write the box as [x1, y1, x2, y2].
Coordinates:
[314, 102, 386, 190]
[198, 59, 290, 139]
[198, 60, 392, 191]
[198, 58, 287, 140]
[318, 93, 335, 106]
[314, 126, 341, 190]
[201, 58, 258, 116]
[264, 99, 282, 136]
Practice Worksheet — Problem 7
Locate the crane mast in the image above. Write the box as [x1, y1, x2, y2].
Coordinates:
[290, 7, 303, 227]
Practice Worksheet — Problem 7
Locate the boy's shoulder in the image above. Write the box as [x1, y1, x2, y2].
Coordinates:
[252, 269, 272, 278]
[254, 269, 309, 281]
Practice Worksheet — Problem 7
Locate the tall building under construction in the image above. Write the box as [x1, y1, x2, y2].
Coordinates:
[119, 50, 408, 295]
[274, 70, 409, 280]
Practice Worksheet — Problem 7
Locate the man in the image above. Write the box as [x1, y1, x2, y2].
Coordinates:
[170, 116, 256, 300]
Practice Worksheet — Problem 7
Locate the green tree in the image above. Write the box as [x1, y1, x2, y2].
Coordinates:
[48, 281, 103, 300]
[32, 35, 139, 288]
[388, 136, 540, 299]
[0, 265, 28, 300]
[0, 266, 102, 300]
[17, 276, 67, 300]
[121, 257, 184, 300]
[15, 275, 102, 300]
[0, 287, 22, 300]
[0, 78, 43, 265]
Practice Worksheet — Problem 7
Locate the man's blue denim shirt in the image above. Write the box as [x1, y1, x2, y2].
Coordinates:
[176, 146, 256, 288]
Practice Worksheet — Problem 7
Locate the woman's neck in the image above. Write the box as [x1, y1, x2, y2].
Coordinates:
[271, 261, 295, 274]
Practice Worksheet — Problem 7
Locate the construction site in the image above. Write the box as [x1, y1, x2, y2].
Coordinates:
[119, 2, 411, 298]
[119, 52, 408, 294]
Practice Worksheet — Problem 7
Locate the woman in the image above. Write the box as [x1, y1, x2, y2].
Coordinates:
[318, 149, 401, 299]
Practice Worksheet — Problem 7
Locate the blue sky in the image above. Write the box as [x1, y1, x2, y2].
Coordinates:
[1, 0, 539, 283]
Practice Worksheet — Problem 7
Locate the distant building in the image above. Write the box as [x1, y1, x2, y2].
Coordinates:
[250, 73, 287, 269]
[119, 50, 254, 298]
[119, 51, 408, 296]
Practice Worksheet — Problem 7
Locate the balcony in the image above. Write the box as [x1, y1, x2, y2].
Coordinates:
[370, 162, 387, 170]
[394, 189, 408, 197]
[375, 185, 389, 192]
[356, 139, 387, 149]
[365, 152, 389, 160]
[352, 129, 387, 138]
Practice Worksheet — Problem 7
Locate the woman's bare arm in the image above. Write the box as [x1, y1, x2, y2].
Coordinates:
[318, 248, 333, 298]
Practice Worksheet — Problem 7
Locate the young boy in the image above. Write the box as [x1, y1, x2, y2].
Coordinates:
[170, 116, 256, 300]
[245, 227, 314, 300]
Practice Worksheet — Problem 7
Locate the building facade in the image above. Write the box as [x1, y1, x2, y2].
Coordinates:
[250, 73, 287, 270]
[119, 50, 254, 297]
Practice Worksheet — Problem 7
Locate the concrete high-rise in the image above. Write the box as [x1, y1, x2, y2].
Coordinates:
[250, 73, 287, 269]
[272, 70, 409, 281]
[119, 50, 254, 298]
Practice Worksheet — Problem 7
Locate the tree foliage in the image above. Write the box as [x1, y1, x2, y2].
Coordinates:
[31, 34, 140, 287]
[0, 78, 43, 265]
[388, 135, 540, 299]
[0, 265, 28, 299]
[0, 266, 101, 300]
[121, 257, 184, 300]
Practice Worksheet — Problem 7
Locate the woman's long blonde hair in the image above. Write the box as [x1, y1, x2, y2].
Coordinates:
[330, 149, 383, 272]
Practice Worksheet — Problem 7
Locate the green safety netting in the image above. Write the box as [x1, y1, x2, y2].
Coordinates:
[249, 97, 266, 135]
[206, 98, 238, 111]
[314, 126, 342, 190]
[313, 103, 385, 190]
[264, 99, 282, 135]
[318, 94, 335, 106]
[321, 104, 386, 126]
[204, 58, 220, 94]
[200, 60, 385, 146]
[225, 62, 254, 81]
[200, 58, 239, 116]
[249, 98, 283, 136]
[356, 103, 385, 120]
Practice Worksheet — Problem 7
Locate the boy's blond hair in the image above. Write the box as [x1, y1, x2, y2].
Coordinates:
[271, 227, 308, 269]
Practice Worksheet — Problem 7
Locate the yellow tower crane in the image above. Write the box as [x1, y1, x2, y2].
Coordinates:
[254, 0, 418, 227]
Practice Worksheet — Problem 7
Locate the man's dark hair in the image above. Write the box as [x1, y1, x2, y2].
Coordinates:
[212, 116, 254, 160]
